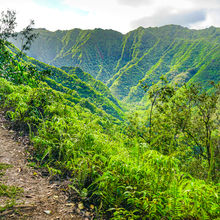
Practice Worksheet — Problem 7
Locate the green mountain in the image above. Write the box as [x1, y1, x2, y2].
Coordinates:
[11, 25, 220, 102]
[6, 43, 123, 120]
[29, 58, 124, 119]
[1, 24, 219, 219]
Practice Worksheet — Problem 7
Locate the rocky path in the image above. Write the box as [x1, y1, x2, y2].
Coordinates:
[0, 115, 83, 220]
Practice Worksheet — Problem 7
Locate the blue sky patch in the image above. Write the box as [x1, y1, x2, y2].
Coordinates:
[33, 0, 89, 15]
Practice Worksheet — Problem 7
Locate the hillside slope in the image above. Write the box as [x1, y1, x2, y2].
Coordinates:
[6, 43, 124, 120]
[2, 32, 220, 220]
[11, 25, 220, 102]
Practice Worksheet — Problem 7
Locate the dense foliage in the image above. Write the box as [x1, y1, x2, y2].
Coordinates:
[0, 75, 219, 219]
[0, 53, 219, 220]
[0, 41, 123, 120]
[1, 12, 220, 219]
[30, 58, 124, 119]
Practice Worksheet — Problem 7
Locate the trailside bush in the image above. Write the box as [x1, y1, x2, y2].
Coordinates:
[0, 77, 219, 219]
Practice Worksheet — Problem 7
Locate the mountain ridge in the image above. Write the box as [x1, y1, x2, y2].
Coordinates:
[10, 25, 220, 102]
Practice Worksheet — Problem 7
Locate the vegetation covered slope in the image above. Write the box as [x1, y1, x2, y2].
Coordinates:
[6, 43, 124, 120]
[29, 58, 124, 119]
[11, 25, 220, 101]
[1, 19, 220, 219]
[0, 58, 219, 219]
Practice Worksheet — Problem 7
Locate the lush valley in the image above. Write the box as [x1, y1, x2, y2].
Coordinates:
[1, 12, 220, 219]
[6, 43, 124, 120]
[30, 58, 124, 119]
[11, 25, 220, 103]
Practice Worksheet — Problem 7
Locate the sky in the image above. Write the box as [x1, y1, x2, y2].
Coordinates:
[1, 0, 220, 33]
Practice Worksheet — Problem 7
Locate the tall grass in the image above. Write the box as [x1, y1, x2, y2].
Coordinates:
[0, 78, 219, 219]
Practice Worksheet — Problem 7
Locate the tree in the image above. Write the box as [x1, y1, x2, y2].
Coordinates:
[143, 79, 219, 180]
[181, 83, 220, 179]
[0, 10, 17, 40]
[19, 20, 38, 53]
[0, 10, 38, 52]
[142, 76, 176, 146]
[0, 10, 50, 86]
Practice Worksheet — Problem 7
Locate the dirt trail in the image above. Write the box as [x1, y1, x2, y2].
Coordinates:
[0, 115, 84, 219]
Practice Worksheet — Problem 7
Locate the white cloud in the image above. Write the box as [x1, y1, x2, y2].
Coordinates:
[117, 0, 152, 7]
[131, 8, 206, 28]
[190, 8, 220, 29]
[0, 0, 219, 33]
[0, 0, 90, 31]
[62, 0, 154, 32]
